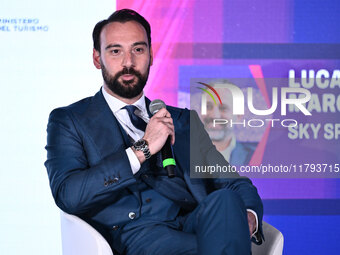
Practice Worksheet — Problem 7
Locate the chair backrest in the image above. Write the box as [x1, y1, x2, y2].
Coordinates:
[60, 211, 283, 255]
[60, 211, 113, 255]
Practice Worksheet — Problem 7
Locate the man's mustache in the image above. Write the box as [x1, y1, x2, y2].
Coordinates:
[120, 67, 140, 76]
[203, 117, 215, 125]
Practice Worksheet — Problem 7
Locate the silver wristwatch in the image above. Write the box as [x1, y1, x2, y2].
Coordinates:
[133, 139, 151, 159]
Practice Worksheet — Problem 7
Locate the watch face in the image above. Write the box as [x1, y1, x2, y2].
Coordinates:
[135, 139, 146, 148]
[133, 139, 151, 159]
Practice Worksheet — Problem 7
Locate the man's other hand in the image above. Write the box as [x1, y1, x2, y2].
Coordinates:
[247, 211, 256, 238]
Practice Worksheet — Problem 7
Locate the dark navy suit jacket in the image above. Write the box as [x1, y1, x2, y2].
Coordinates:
[45, 90, 263, 250]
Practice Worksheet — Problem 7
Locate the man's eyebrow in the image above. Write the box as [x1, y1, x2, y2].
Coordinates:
[132, 41, 148, 47]
[105, 42, 148, 51]
[105, 44, 122, 50]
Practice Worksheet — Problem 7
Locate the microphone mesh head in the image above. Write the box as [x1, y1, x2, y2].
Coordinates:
[149, 99, 166, 115]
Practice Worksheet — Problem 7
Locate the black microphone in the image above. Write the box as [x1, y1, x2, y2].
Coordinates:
[149, 99, 176, 178]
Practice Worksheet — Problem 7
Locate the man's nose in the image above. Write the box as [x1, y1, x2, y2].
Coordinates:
[212, 106, 221, 118]
[122, 51, 135, 68]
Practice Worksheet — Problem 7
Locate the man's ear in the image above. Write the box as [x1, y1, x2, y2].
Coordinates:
[93, 49, 101, 69]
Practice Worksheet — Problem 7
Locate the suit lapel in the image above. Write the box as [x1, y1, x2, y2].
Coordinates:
[80, 90, 128, 159]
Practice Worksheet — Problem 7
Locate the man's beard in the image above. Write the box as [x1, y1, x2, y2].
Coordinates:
[203, 117, 233, 142]
[101, 63, 150, 99]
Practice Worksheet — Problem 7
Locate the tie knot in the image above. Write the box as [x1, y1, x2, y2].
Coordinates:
[124, 105, 138, 115]
[123, 105, 147, 131]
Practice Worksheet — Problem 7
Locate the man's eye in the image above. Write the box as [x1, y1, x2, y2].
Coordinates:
[219, 104, 228, 111]
[111, 49, 120, 55]
[134, 47, 144, 54]
[207, 102, 214, 111]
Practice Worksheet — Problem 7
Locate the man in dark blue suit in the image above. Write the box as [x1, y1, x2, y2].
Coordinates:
[45, 9, 263, 255]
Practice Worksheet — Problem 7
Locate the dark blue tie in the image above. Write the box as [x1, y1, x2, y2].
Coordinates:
[123, 105, 147, 131]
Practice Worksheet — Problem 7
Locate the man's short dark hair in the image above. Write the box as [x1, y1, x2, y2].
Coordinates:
[92, 9, 151, 52]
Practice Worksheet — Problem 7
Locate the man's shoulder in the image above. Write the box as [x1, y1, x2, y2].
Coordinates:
[235, 141, 258, 152]
[165, 105, 191, 122]
[49, 91, 102, 117]
[166, 105, 189, 114]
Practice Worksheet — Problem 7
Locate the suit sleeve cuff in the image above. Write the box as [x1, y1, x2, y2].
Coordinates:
[126, 148, 141, 174]
[247, 209, 259, 240]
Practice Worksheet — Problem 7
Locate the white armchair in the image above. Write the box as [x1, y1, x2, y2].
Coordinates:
[60, 211, 284, 255]
[60, 211, 113, 255]
[252, 221, 284, 255]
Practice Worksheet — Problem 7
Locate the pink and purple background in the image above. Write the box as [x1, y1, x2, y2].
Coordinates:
[118, 0, 340, 254]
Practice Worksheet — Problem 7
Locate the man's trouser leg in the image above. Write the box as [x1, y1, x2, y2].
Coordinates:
[182, 189, 251, 255]
[120, 189, 251, 255]
[120, 224, 197, 255]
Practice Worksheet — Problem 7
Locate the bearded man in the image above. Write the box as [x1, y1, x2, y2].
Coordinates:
[45, 9, 263, 255]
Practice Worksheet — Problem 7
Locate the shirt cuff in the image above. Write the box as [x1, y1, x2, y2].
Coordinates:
[126, 148, 141, 174]
[247, 209, 259, 239]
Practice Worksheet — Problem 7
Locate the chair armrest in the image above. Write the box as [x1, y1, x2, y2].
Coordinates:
[252, 221, 284, 255]
[60, 211, 113, 255]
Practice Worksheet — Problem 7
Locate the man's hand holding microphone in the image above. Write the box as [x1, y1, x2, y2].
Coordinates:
[132, 100, 176, 177]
